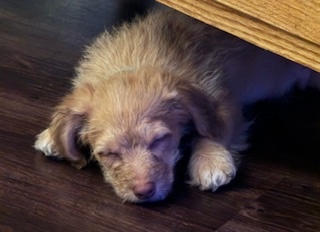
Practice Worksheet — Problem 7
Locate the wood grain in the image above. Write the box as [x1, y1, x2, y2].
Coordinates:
[157, 0, 320, 72]
[217, 0, 320, 44]
[1, 0, 320, 231]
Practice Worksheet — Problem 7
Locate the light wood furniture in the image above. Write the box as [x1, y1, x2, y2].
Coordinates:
[157, 0, 320, 72]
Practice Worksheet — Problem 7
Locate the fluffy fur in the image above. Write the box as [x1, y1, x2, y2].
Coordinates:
[34, 9, 319, 202]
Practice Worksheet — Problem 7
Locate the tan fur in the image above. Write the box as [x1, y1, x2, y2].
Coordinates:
[34, 9, 317, 202]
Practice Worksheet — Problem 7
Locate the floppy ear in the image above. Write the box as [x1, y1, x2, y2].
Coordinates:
[49, 84, 94, 169]
[176, 82, 228, 139]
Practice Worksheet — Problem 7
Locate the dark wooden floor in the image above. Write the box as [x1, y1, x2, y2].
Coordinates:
[1, 1, 320, 231]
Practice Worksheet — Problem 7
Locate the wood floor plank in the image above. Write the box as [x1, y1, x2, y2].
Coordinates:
[218, 177, 320, 232]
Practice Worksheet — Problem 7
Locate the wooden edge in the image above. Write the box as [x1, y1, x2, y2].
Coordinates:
[157, 0, 320, 73]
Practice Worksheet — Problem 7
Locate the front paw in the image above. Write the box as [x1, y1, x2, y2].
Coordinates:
[188, 139, 237, 191]
[34, 128, 61, 158]
[34, 128, 88, 169]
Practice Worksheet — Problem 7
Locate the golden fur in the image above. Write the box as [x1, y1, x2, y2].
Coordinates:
[35, 9, 318, 202]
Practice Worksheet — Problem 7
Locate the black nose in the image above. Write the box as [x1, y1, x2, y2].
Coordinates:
[133, 182, 156, 199]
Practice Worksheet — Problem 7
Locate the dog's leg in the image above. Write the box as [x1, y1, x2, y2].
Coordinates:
[188, 138, 237, 191]
[34, 128, 87, 170]
[34, 128, 62, 159]
[34, 85, 93, 169]
[187, 103, 250, 191]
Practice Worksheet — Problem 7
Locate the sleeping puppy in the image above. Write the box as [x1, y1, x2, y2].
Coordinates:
[34, 8, 319, 202]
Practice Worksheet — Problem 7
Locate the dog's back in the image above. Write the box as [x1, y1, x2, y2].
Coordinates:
[74, 9, 242, 86]
[75, 9, 312, 105]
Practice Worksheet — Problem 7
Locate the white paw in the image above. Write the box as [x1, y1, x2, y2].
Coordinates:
[188, 140, 236, 191]
[34, 128, 61, 158]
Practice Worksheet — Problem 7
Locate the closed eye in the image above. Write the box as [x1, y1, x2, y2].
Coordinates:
[148, 133, 171, 151]
[97, 151, 120, 158]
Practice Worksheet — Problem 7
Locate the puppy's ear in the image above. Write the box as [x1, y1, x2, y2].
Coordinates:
[176, 82, 227, 139]
[49, 84, 94, 169]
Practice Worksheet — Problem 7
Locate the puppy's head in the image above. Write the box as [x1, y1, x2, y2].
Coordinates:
[50, 67, 224, 202]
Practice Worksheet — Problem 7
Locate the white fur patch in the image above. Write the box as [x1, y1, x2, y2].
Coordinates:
[188, 140, 236, 191]
[34, 129, 61, 158]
